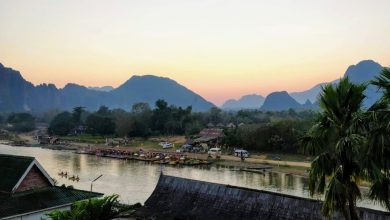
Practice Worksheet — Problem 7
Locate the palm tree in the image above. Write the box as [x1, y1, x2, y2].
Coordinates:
[365, 67, 390, 210]
[302, 77, 366, 219]
[372, 67, 390, 99]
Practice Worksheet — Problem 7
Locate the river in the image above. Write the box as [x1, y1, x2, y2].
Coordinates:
[0, 144, 385, 211]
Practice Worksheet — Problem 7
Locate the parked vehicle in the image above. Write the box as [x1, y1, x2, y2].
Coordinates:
[271, 154, 281, 161]
[234, 149, 250, 158]
[159, 142, 173, 149]
[180, 144, 193, 152]
[208, 147, 221, 155]
[192, 146, 203, 153]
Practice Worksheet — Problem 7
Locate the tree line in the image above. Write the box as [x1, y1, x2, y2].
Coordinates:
[44, 100, 316, 153]
[0, 112, 36, 132]
[0, 99, 317, 154]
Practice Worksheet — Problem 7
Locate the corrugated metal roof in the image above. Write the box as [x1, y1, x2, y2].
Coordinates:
[0, 186, 103, 218]
[137, 174, 390, 220]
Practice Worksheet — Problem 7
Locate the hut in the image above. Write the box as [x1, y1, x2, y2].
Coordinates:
[238, 122, 245, 127]
[37, 136, 60, 145]
[0, 154, 102, 219]
[193, 128, 224, 148]
[226, 123, 236, 129]
[137, 174, 390, 220]
[37, 135, 50, 144]
[216, 123, 225, 128]
[206, 122, 215, 128]
[68, 125, 87, 136]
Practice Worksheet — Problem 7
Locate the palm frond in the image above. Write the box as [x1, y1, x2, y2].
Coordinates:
[369, 177, 390, 211]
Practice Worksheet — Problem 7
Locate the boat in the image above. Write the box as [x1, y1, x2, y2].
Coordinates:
[183, 160, 201, 166]
[105, 154, 127, 159]
[240, 168, 266, 174]
[200, 160, 213, 165]
[246, 166, 273, 171]
[133, 157, 159, 162]
[168, 160, 178, 165]
[154, 160, 169, 164]
[58, 171, 68, 177]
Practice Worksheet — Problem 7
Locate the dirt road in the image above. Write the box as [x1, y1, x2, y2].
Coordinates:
[221, 155, 311, 168]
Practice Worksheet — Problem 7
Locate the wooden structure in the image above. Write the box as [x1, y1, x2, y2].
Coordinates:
[37, 135, 60, 145]
[193, 128, 224, 148]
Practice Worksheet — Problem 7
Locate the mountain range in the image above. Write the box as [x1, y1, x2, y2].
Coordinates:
[260, 91, 305, 111]
[221, 94, 265, 110]
[0, 64, 214, 112]
[290, 60, 383, 107]
[222, 60, 385, 111]
[0, 59, 386, 113]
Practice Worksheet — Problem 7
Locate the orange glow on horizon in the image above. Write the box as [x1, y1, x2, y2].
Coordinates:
[1, 0, 389, 105]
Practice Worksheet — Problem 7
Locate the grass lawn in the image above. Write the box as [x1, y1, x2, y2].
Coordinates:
[125, 139, 160, 149]
[59, 134, 108, 144]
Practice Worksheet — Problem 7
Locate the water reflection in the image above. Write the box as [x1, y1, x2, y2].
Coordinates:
[0, 144, 384, 211]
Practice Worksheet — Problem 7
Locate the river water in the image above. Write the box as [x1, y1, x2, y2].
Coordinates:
[0, 144, 386, 211]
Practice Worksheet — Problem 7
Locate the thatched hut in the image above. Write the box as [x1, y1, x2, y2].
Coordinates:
[137, 174, 390, 220]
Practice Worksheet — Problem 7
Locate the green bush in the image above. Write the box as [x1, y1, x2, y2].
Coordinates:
[47, 195, 140, 220]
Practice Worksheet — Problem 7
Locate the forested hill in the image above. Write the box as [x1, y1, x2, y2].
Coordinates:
[0, 64, 215, 113]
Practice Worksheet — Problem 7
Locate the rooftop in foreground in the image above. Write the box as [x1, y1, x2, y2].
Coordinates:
[0, 153, 103, 219]
[0, 186, 102, 219]
[137, 174, 390, 220]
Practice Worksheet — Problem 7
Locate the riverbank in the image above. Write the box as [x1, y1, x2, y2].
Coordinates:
[2, 143, 310, 176]
[2, 132, 311, 176]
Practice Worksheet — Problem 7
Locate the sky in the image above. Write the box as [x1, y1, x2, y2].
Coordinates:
[0, 0, 389, 105]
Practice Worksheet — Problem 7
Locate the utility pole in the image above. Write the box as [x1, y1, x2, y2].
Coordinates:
[90, 174, 103, 192]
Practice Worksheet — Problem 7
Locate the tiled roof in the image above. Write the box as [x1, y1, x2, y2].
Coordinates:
[0, 186, 103, 218]
[0, 154, 34, 192]
[198, 128, 223, 137]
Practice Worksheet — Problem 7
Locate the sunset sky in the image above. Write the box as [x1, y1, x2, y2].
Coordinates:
[1, 0, 389, 105]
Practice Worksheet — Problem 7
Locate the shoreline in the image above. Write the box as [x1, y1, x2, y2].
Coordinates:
[0, 139, 310, 177]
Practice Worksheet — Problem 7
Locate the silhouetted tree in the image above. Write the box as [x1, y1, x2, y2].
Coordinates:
[48, 112, 75, 135]
[86, 113, 115, 136]
[7, 113, 35, 132]
[302, 78, 366, 219]
[72, 106, 85, 125]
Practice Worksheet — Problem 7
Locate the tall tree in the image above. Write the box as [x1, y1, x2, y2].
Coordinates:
[48, 112, 75, 135]
[72, 106, 85, 125]
[130, 103, 152, 137]
[131, 102, 151, 114]
[301, 78, 366, 219]
[152, 99, 170, 133]
[96, 106, 111, 116]
[86, 113, 115, 136]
